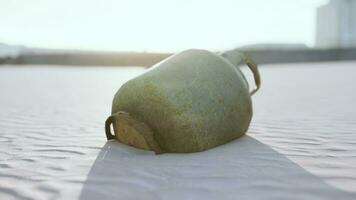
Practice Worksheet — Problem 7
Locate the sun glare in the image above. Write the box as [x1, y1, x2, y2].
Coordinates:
[0, 0, 328, 52]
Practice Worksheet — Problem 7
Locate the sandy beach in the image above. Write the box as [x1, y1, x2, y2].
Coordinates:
[1, 62, 356, 200]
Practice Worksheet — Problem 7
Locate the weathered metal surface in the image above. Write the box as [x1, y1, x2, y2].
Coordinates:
[106, 49, 260, 153]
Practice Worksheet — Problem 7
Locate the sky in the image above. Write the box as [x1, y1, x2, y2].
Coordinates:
[0, 0, 328, 52]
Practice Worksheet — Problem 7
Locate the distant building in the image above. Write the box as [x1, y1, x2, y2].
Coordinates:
[316, 0, 356, 48]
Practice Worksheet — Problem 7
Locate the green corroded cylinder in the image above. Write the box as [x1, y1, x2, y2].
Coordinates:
[105, 49, 261, 154]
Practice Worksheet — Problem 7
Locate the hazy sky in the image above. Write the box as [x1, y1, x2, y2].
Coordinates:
[0, 0, 328, 52]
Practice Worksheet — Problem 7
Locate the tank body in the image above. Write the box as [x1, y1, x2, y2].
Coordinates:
[110, 49, 254, 153]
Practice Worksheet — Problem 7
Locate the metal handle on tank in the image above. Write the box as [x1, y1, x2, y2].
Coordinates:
[240, 53, 261, 96]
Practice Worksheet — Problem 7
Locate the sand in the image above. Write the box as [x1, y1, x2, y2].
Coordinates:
[0, 62, 356, 200]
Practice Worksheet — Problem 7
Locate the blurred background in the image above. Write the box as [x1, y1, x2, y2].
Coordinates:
[0, 0, 355, 66]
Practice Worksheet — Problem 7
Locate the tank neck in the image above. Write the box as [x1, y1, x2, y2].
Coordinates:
[219, 49, 261, 96]
[219, 49, 245, 67]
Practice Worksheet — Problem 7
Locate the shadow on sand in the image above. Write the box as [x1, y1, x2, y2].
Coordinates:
[80, 135, 355, 200]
